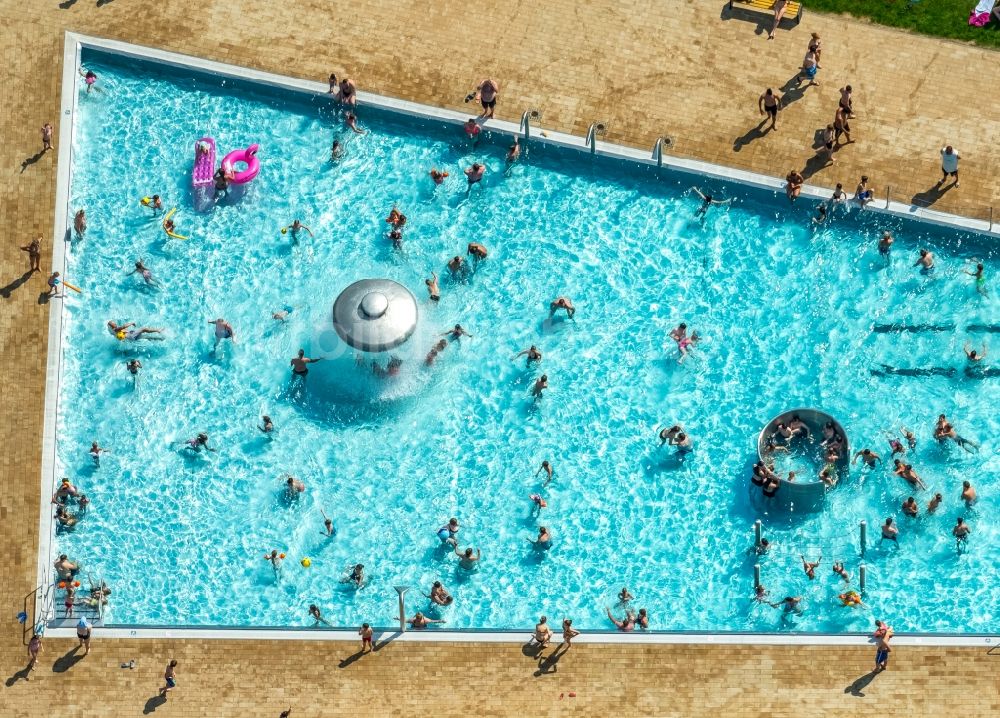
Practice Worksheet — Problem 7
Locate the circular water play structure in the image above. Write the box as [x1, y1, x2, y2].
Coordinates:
[755, 408, 850, 513]
[332, 278, 419, 353]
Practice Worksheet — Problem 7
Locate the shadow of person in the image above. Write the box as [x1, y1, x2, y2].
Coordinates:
[38, 291, 53, 305]
[778, 74, 806, 107]
[911, 182, 953, 208]
[52, 645, 84, 673]
[844, 668, 879, 697]
[59, 0, 79, 8]
[142, 694, 167, 714]
[0, 271, 35, 299]
[534, 646, 566, 676]
[732, 120, 770, 152]
[521, 639, 546, 659]
[800, 151, 833, 181]
[338, 649, 367, 669]
[5, 664, 31, 686]
[20, 150, 48, 174]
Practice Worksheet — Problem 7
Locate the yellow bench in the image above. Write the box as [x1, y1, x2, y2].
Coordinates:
[727, 0, 803, 26]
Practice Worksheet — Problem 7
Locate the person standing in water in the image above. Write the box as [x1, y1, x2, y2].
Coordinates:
[290, 349, 323, 383]
[513, 345, 542, 365]
[208, 318, 235, 350]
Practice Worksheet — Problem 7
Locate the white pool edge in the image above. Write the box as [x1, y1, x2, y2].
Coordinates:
[36, 31, 1000, 648]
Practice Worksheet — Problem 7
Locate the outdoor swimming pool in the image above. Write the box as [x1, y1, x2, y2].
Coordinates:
[50, 47, 998, 634]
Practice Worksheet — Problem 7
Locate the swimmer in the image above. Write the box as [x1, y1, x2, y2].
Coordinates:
[927, 492, 943, 513]
[387, 228, 403, 249]
[467, 242, 488, 261]
[690, 187, 732, 216]
[454, 546, 481, 570]
[852, 448, 882, 468]
[334, 77, 357, 106]
[290, 349, 323, 378]
[342, 563, 365, 587]
[51, 478, 79, 504]
[819, 467, 836, 487]
[914, 248, 935, 274]
[447, 255, 466, 276]
[208, 318, 235, 349]
[787, 415, 810, 438]
[464, 162, 485, 185]
[838, 591, 864, 608]
[437, 518, 460, 547]
[183, 433, 216, 453]
[878, 231, 894, 259]
[385, 208, 406, 229]
[442, 324, 473, 340]
[162, 210, 185, 238]
[935, 414, 979, 453]
[962, 262, 987, 296]
[283, 219, 314, 241]
[272, 306, 294, 322]
[618, 587, 635, 604]
[284, 476, 306, 496]
[88, 441, 107, 466]
[659, 424, 683, 446]
[126, 260, 158, 286]
[77, 494, 89, 514]
[403, 612, 445, 629]
[755, 537, 771, 555]
[668, 323, 697, 363]
[812, 204, 828, 226]
[605, 607, 636, 632]
[880, 517, 898, 542]
[345, 112, 365, 134]
[213, 167, 231, 196]
[892, 460, 926, 490]
[330, 140, 344, 161]
[761, 475, 780, 498]
[532, 616, 553, 648]
[321, 509, 336, 537]
[513, 345, 542, 365]
[505, 137, 520, 166]
[901, 427, 917, 450]
[258, 415, 274, 434]
[961, 480, 977, 506]
[79, 68, 100, 92]
[125, 359, 141, 387]
[887, 435, 905, 456]
[785, 170, 804, 202]
[74, 209, 87, 238]
[141, 195, 163, 215]
[832, 562, 850, 583]
[854, 176, 874, 206]
[429, 168, 449, 184]
[309, 604, 331, 626]
[952, 517, 971, 546]
[266, 549, 283, 576]
[754, 584, 770, 603]
[800, 554, 821, 580]
[527, 526, 552, 551]
[20, 236, 41, 273]
[532, 374, 549, 398]
[774, 596, 802, 615]
[426, 581, 453, 606]
[106, 321, 164, 342]
[963, 342, 986, 363]
[371, 356, 403, 378]
[54, 554, 79, 580]
[535, 460, 553, 486]
[529, 493, 547, 514]
[902, 496, 919, 517]
[549, 297, 575, 318]
[669, 430, 694, 460]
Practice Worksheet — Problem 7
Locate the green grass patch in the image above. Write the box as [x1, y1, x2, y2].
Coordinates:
[806, 0, 1000, 48]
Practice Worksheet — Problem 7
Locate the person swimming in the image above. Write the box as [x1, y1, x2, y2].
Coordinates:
[437, 518, 460, 547]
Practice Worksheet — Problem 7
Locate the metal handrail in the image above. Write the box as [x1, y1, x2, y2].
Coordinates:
[585, 122, 607, 154]
[520, 109, 541, 141]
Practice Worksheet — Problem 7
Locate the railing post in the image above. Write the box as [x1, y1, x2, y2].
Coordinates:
[753, 563, 761, 590]
[885, 185, 890, 209]
[394, 585, 409, 633]
[754, 520, 762, 548]
[520, 111, 530, 141]
[859, 563, 867, 594]
[860, 520, 867, 557]
[990, 206, 993, 233]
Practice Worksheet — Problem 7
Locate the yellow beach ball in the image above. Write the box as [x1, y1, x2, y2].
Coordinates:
[301, 557, 311, 568]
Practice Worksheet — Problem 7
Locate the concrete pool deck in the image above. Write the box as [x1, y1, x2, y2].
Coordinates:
[1, 1, 998, 716]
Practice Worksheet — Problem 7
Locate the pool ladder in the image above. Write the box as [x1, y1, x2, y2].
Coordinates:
[585, 121, 608, 154]
[520, 109, 542, 140]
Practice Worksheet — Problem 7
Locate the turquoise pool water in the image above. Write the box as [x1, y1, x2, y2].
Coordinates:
[53, 49, 998, 633]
